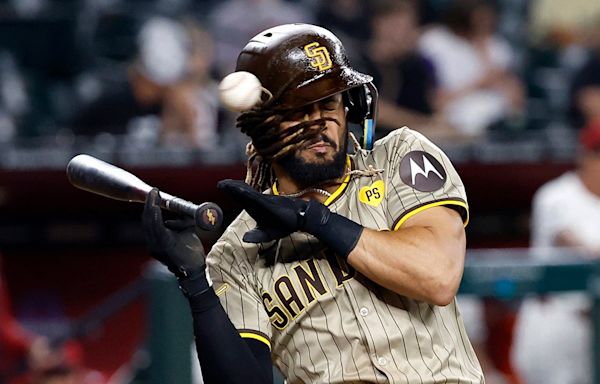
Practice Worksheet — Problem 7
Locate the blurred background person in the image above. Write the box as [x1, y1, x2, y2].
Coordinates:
[418, 0, 525, 140]
[1, 255, 51, 383]
[359, 0, 461, 143]
[569, 22, 600, 131]
[0, 255, 95, 384]
[458, 292, 525, 384]
[529, 0, 600, 53]
[153, 19, 220, 151]
[524, 2, 600, 134]
[207, 0, 313, 78]
[512, 121, 600, 384]
[1, 1, 599, 382]
[0, 50, 28, 144]
[314, 0, 371, 65]
[67, 16, 219, 151]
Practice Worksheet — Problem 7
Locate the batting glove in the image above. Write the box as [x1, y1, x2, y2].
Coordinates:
[218, 179, 363, 259]
[143, 188, 210, 297]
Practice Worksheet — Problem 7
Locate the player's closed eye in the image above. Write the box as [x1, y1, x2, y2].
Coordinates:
[285, 97, 340, 122]
[319, 99, 339, 111]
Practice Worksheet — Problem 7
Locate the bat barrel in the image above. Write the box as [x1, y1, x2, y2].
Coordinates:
[66, 154, 223, 231]
[67, 154, 150, 203]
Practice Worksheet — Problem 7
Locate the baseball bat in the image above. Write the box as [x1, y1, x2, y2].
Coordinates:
[66, 154, 223, 231]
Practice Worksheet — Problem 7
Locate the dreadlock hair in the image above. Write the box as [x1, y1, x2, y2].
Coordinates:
[237, 106, 338, 192]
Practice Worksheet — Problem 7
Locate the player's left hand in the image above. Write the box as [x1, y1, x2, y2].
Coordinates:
[143, 188, 211, 297]
[217, 179, 314, 243]
[218, 179, 364, 258]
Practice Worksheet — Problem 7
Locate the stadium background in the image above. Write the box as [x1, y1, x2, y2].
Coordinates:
[0, 0, 598, 383]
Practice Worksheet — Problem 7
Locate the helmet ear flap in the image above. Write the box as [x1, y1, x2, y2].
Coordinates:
[343, 86, 368, 124]
[343, 83, 378, 150]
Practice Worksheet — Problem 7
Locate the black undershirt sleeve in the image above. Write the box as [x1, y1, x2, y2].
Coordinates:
[188, 289, 273, 384]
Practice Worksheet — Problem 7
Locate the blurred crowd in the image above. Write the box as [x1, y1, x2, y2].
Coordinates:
[1, 256, 106, 384]
[1, 0, 600, 383]
[0, 0, 598, 164]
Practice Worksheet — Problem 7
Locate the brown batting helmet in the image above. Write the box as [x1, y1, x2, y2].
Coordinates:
[236, 23, 373, 111]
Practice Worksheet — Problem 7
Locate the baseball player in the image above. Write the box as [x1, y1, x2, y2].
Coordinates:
[142, 24, 484, 383]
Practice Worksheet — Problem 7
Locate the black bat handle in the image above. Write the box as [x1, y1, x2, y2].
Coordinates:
[164, 197, 223, 231]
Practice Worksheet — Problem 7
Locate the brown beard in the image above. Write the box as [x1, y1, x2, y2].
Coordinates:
[276, 131, 348, 189]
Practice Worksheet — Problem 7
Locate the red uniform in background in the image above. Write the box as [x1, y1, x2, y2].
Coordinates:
[0, 258, 35, 381]
[0, 258, 100, 384]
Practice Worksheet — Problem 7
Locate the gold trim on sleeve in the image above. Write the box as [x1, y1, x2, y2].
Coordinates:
[393, 200, 469, 231]
[240, 332, 272, 350]
[215, 283, 229, 296]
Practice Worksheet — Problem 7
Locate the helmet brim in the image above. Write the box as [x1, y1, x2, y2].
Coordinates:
[275, 66, 373, 111]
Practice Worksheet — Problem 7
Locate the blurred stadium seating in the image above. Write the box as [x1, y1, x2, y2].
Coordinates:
[0, 0, 598, 383]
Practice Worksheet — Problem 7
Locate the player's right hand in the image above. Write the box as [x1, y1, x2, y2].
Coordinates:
[143, 188, 211, 297]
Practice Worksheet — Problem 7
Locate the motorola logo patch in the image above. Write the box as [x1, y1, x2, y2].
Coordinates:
[400, 151, 446, 192]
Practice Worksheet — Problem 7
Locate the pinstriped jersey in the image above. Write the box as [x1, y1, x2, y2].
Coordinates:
[206, 127, 484, 384]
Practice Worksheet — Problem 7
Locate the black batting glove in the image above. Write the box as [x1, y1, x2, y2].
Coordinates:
[142, 188, 210, 297]
[217, 179, 364, 259]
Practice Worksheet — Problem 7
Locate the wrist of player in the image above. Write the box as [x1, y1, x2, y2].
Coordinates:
[300, 200, 363, 258]
[177, 265, 212, 298]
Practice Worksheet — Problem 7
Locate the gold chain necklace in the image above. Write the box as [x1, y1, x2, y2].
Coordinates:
[279, 187, 332, 198]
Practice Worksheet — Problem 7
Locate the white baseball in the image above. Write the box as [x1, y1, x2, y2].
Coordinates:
[218, 71, 263, 112]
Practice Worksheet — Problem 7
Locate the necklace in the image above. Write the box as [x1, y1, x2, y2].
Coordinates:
[280, 187, 332, 198]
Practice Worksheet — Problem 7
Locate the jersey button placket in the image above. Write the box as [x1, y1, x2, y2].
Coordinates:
[359, 307, 369, 316]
